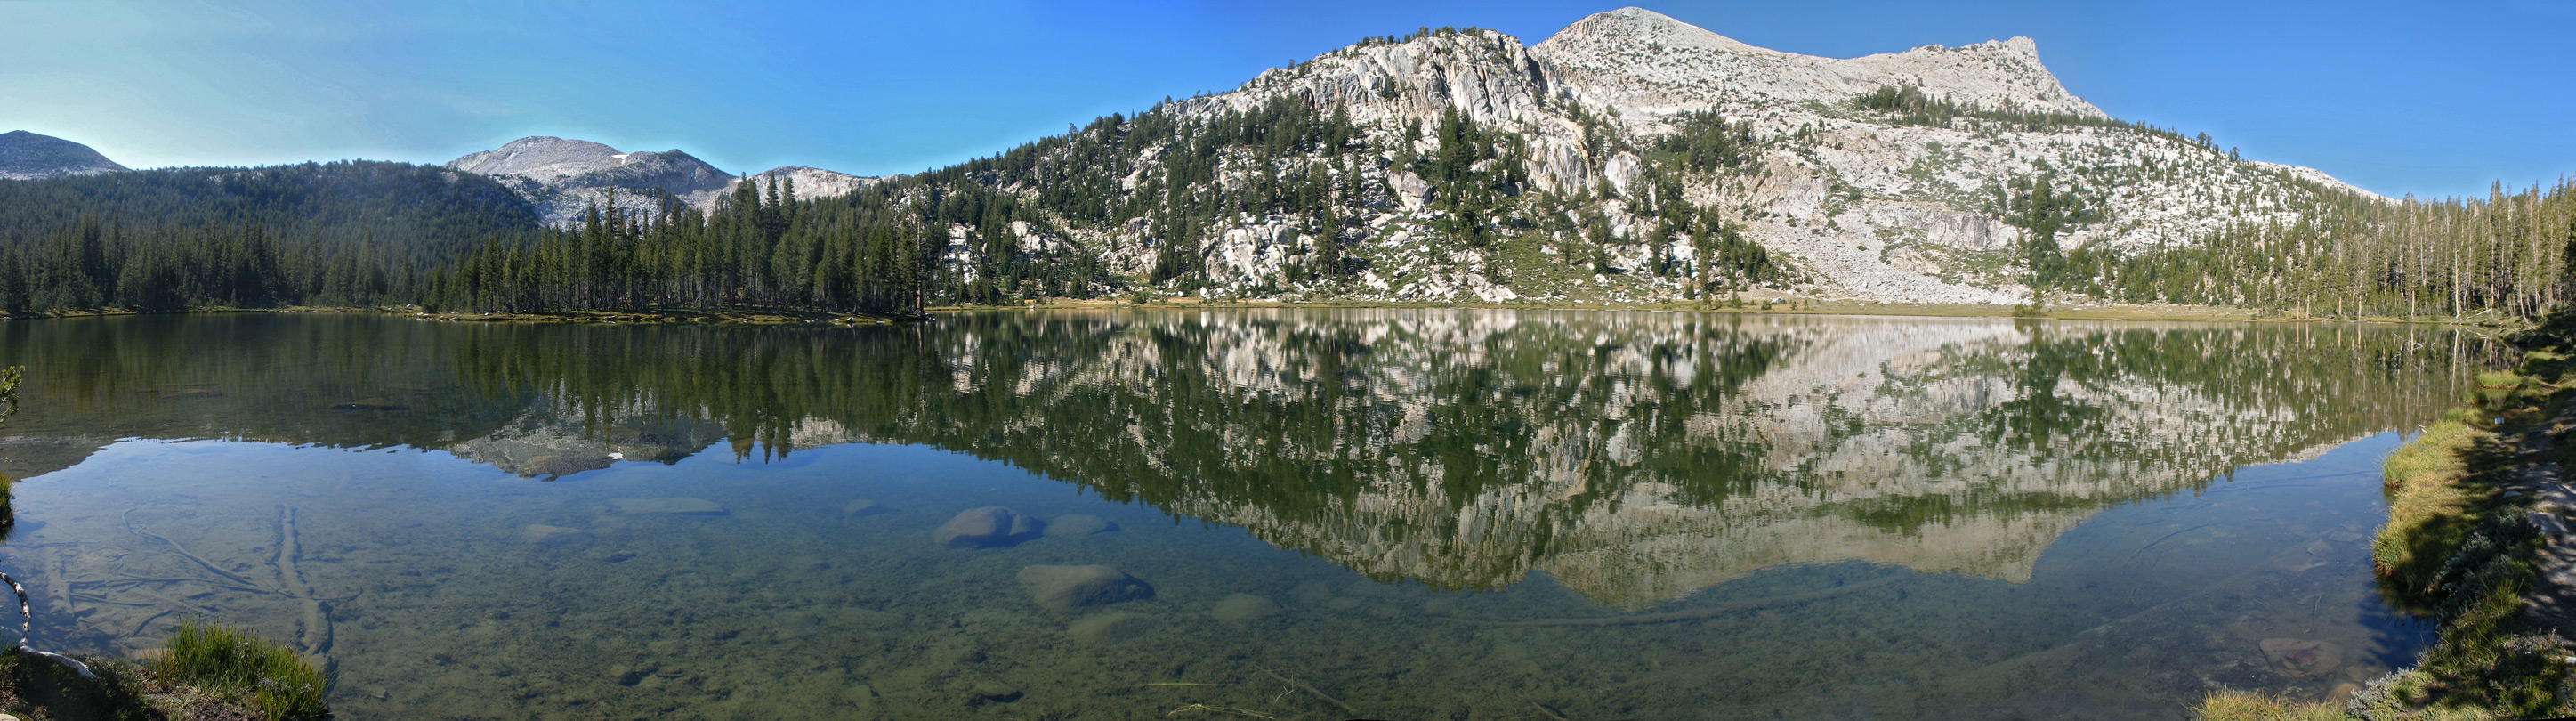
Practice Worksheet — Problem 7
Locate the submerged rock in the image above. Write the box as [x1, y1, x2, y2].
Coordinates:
[970, 678, 1022, 702]
[1043, 514, 1117, 539]
[1017, 564, 1154, 612]
[1210, 593, 1282, 622]
[1067, 612, 1158, 644]
[2259, 638, 2344, 677]
[609, 497, 727, 515]
[936, 507, 1045, 547]
[843, 498, 896, 517]
[521, 524, 594, 551]
[771, 611, 825, 641]
[1290, 580, 1336, 605]
[329, 398, 409, 411]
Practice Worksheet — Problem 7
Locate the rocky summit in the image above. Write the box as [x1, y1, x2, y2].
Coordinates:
[445, 136, 877, 228]
[0, 130, 128, 181]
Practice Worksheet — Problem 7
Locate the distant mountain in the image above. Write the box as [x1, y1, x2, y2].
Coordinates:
[446, 136, 880, 227]
[0, 130, 128, 180]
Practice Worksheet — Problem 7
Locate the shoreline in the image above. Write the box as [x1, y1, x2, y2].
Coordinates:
[2204, 317, 2571, 719]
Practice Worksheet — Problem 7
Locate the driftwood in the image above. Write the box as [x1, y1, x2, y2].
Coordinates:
[113, 506, 350, 663]
[122, 509, 270, 589]
[275, 506, 331, 658]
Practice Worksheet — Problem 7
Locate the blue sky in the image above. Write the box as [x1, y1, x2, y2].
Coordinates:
[4, 0, 2569, 199]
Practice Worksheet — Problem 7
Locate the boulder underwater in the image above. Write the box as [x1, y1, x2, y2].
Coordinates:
[1017, 564, 1154, 612]
[936, 506, 1045, 547]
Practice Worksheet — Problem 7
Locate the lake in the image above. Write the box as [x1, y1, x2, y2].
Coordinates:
[0, 311, 2507, 719]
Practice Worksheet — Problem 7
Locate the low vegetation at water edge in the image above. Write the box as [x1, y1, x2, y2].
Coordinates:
[155, 618, 330, 720]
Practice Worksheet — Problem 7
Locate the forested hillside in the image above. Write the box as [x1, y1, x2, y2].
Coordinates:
[0, 161, 542, 311]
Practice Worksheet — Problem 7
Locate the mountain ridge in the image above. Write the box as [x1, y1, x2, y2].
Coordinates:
[442, 135, 881, 227]
[1007, 7, 2387, 305]
[442, 134, 885, 225]
[1, 7, 2422, 312]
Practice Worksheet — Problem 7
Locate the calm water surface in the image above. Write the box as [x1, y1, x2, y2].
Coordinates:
[0, 311, 2509, 719]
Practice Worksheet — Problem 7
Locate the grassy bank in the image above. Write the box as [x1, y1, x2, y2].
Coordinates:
[2200, 319, 2576, 720]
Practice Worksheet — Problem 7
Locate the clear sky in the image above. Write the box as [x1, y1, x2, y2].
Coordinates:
[4, 0, 2569, 199]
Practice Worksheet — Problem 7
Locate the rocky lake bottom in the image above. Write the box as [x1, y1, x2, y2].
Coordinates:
[0, 432, 2428, 720]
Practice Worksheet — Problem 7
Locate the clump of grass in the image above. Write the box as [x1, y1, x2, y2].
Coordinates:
[154, 619, 328, 720]
[2193, 689, 2346, 721]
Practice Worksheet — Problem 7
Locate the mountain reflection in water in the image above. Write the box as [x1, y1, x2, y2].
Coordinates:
[0, 311, 2491, 607]
[0, 311, 2507, 719]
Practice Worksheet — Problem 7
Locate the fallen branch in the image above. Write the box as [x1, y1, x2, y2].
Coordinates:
[0, 569, 94, 680]
[1256, 665, 1356, 715]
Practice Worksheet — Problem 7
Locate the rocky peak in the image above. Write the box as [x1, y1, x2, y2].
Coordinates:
[1844, 36, 2097, 117]
[1532, 7, 2101, 128]
[445, 136, 626, 183]
[0, 130, 130, 181]
[1171, 28, 1564, 130]
[1544, 7, 1778, 58]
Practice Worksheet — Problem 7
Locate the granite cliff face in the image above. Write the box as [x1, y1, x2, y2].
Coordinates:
[945, 7, 2381, 304]
[445, 136, 878, 227]
[0, 130, 129, 181]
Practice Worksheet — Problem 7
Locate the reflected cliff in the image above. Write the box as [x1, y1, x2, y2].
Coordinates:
[0, 311, 2500, 607]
